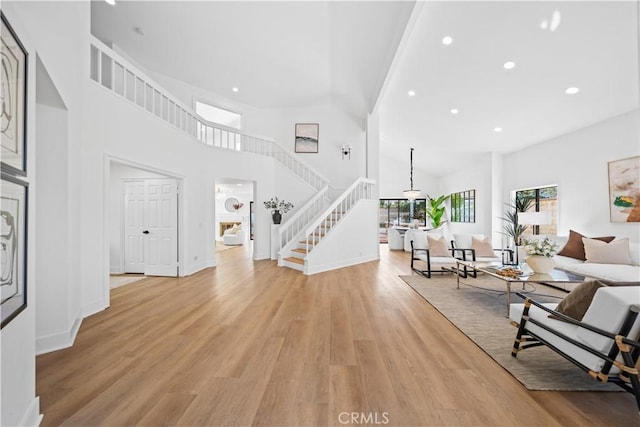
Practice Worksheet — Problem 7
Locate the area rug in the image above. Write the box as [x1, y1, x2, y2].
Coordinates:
[399, 273, 621, 391]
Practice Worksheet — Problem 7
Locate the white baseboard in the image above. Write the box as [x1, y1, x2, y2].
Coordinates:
[110, 265, 124, 274]
[82, 298, 107, 318]
[36, 316, 83, 355]
[17, 396, 41, 427]
[185, 260, 209, 276]
[305, 254, 379, 275]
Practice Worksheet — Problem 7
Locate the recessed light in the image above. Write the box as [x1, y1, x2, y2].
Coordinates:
[442, 36, 453, 45]
[105, 0, 116, 5]
[450, 108, 459, 115]
[550, 10, 562, 32]
[408, 90, 416, 97]
[232, 87, 239, 92]
[565, 87, 580, 95]
[503, 61, 516, 70]
[494, 127, 503, 133]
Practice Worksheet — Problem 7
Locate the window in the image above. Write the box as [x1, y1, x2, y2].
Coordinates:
[194, 100, 242, 129]
[517, 185, 558, 236]
[450, 189, 475, 223]
[378, 198, 426, 243]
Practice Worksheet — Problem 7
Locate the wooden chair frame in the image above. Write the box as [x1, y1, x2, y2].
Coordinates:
[511, 292, 640, 410]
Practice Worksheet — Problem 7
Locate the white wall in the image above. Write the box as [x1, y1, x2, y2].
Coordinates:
[440, 152, 494, 239]
[504, 110, 640, 242]
[109, 163, 169, 273]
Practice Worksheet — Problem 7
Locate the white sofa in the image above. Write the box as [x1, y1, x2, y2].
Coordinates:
[526, 234, 640, 283]
[222, 228, 246, 245]
[509, 285, 640, 408]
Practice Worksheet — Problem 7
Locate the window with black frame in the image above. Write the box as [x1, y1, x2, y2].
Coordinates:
[378, 198, 427, 243]
[450, 190, 475, 223]
[517, 186, 558, 236]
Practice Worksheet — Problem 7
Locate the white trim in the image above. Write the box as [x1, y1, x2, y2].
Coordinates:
[304, 254, 379, 275]
[36, 317, 82, 355]
[17, 397, 42, 427]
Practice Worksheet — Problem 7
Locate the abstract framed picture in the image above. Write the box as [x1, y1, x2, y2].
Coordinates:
[294, 123, 319, 153]
[608, 155, 640, 222]
[1, 12, 28, 176]
[1, 172, 27, 328]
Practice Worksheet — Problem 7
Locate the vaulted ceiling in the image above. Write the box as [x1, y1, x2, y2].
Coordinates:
[91, 1, 639, 176]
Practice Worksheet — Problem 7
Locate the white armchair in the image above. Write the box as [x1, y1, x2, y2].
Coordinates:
[388, 228, 404, 250]
[223, 228, 246, 245]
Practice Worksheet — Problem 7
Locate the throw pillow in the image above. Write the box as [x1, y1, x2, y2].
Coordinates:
[557, 230, 615, 261]
[583, 238, 632, 265]
[471, 236, 496, 257]
[427, 235, 451, 257]
[550, 280, 605, 321]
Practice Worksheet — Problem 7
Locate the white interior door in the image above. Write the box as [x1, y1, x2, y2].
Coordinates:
[124, 181, 146, 273]
[143, 179, 178, 277]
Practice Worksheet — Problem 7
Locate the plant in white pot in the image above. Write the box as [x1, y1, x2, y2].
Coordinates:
[521, 237, 559, 273]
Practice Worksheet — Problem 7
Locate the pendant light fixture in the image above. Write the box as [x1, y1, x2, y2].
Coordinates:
[402, 148, 421, 201]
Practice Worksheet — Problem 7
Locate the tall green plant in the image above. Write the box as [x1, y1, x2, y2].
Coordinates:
[500, 195, 534, 246]
[426, 194, 450, 228]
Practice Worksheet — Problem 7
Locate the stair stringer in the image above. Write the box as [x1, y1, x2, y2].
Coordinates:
[301, 199, 379, 275]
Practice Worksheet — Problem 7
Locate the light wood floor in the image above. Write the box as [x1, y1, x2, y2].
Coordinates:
[37, 245, 638, 426]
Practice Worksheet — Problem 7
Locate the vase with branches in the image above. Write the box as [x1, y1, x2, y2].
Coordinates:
[264, 197, 294, 224]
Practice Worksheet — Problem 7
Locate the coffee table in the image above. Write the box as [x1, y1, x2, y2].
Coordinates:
[455, 260, 585, 316]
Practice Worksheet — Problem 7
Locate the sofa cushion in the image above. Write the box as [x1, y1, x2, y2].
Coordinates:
[453, 233, 485, 249]
[563, 263, 640, 282]
[427, 235, 451, 257]
[583, 237, 631, 265]
[551, 280, 605, 321]
[557, 230, 615, 261]
[471, 236, 496, 257]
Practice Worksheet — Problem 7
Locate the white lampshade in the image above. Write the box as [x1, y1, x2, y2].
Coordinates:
[403, 189, 421, 201]
[518, 211, 551, 225]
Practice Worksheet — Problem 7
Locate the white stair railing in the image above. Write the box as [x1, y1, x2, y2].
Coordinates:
[89, 36, 329, 191]
[300, 178, 376, 254]
[277, 187, 330, 259]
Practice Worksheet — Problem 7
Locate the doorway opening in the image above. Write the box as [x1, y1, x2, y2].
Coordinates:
[214, 178, 254, 258]
[107, 160, 183, 293]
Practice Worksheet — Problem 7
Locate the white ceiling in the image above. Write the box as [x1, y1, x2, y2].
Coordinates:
[91, 1, 639, 177]
[379, 1, 639, 176]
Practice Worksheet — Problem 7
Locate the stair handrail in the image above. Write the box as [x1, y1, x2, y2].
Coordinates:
[277, 186, 330, 255]
[301, 177, 376, 253]
[89, 36, 329, 191]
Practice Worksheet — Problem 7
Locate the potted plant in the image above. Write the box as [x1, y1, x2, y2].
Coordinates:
[264, 197, 294, 224]
[500, 195, 534, 248]
[425, 194, 450, 228]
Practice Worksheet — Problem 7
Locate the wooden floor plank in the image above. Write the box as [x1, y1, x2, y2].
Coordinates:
[36, 244, 640, 426]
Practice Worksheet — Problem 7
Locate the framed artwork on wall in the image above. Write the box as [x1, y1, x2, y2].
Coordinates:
[608, 155, 640, 222]
[1, 172, 28, 328]
[294, 123, 319, 153]
[1, 12, 28, 176]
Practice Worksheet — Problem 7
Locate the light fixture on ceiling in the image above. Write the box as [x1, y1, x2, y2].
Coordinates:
[450, 108, 459, 115]
[232, 87, 239, 92]
[408, 90, 416, 97]
[494, 127, 503, 132]
[105, 0, 116, 5]
[442, 36, 453, 45]
[565, 87, 580, 95]
[549, 10, 562, 32]
[341, 144, 351, 160]
[402, 148, 421, 201]
[503, 61, 516, 70]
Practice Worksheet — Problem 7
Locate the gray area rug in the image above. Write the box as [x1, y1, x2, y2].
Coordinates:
[400, 273, 621, 391]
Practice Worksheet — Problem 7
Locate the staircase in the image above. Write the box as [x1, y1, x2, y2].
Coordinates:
[90, 37, 377, 274]
[278, 178, 376, 274]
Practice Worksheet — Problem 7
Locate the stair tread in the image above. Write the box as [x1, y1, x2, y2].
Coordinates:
[292, 248, 308, 254]
[284, 256, 305, 265]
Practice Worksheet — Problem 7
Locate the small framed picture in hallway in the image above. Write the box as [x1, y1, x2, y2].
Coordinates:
[295, 123, 319, 153]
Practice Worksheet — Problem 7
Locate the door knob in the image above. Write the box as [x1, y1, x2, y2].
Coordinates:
[142, 230, 150, 234]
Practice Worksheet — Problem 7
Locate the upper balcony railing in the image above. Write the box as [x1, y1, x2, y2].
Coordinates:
[89, 36, 329, 191]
